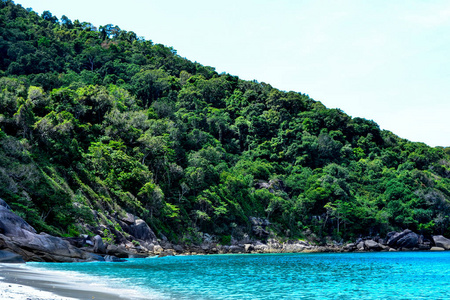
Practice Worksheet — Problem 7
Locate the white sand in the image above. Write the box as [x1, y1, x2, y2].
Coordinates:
[0, 279, 75, 300]
[0, 263, 155, 300]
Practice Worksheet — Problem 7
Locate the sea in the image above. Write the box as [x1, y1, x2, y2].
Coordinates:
[29, 251, 450, 299]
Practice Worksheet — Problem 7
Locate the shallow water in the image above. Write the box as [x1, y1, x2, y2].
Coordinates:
[30, 251, 450, 299]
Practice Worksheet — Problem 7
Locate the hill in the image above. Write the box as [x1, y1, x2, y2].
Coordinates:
[1, 0, 450, 245]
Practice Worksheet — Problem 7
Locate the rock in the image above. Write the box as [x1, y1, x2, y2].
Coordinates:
[379, 244, 390, 251]
[0, 250, 25, 263]
[0, 198, 11, 210]
[104, 255, 126, 262]
[93, 235, 106, 254]
[387, 230, 419, 249]
[173, 244, 184, 253]
[430, 247, 445, 251]
[364, 240, 382, 251]
[119, 216, 157, 243]
[117, 212, 135, 225]
[244, 244, 254, 252]
[158, 250, 175, 257]
[229, 245, 244, 253]
[106, 244, 129, 258]
[253, 242, 269, 252]
[0, 205, 37, 237]
[89, 253, 105, 261]
[389, 248, 397, 252]
[343, 243, 356, 251]
[63, 237, 89, 248]
[418, 243, 431, 250]
[128, 253, 148, 258]
[433, 235, 450, 250]
[161, 240, 174, 250]
[356, 241, 365, 251]
[282, 242, 309, 253]
[153, 245, 164, 254]
[0, 203, 97, 262]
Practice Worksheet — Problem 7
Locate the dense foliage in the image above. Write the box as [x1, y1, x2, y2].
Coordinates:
[2, 0, 450, 242]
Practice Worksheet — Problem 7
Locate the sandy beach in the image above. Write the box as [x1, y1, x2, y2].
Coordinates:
[0, 263, 150, 300]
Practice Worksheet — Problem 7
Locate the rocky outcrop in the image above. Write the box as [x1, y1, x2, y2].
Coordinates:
[0, 200, 110, 262]
[387, 230, 419, 249]
[433, 235, 450, 250]
[116, 213, 158, 243]
[2, 195, 450, 261]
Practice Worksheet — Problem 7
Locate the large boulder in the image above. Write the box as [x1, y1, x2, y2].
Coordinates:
[356, 241, 365, 251]
[93, 235, 106, 254]
[387, 230, 419, 249]
[117, 214, 157, 243]
[0, 231, 98, 262]
[365, 239, 382, 251]
[0, 201, 98, 262]
[433, 235, 450, 250]
[0, 204, 36, 237]
[106, 244, 130, 258]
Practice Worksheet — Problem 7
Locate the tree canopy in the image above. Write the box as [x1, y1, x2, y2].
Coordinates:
[1, 0, 450, 242]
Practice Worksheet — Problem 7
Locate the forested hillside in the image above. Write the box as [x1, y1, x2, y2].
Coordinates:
[1, 0, 450, 244]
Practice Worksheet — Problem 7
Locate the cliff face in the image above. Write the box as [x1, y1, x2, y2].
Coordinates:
[1, 1, 450, 247]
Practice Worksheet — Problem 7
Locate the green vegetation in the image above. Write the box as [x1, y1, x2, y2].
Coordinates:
[1, 0, 450, 242]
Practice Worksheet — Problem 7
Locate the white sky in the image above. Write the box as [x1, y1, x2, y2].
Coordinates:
[14, 0, 450, 147]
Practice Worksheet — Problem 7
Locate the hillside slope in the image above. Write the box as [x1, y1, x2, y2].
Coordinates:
[1, 0, 450, 244]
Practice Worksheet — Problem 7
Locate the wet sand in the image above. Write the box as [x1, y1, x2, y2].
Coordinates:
[0, 263, 149, 300]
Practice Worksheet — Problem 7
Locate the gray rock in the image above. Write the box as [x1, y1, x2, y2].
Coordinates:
[244, 244, 254, 252]
[88, 253, 105, 261]
[117, 212, 135, 224]
[0, 203, 97, 262]
[158, 250, 175, 257]
[433, 235, 450, 250]
[253, 242, 269, 252]
[229, 245, 244, 253]
[120, 216, 157, 243]
[106, 244, 130, 258]
[104, 255, 126, 262]
[387, 230, 419, 248]
[365, 239, 382, 251]
[0, 250, 25, 263]
[418, 243, 431, 250]
[356, 241, 365, 251]
[93, 235, 106, 254]
[0, 198, 11, 210]
[430, 246, 445, 251]
[0, 205, 36, 237]
[343, 243, 356, 251]
[173, 244, 184, 253]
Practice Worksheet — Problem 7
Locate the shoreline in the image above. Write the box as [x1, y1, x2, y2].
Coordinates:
[0, 263, 151, 300]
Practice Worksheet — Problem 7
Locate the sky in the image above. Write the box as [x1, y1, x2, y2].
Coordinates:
[14, 0, 450, 147]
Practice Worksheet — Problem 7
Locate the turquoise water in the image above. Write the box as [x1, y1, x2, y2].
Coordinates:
[31, 252, 450, 299]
